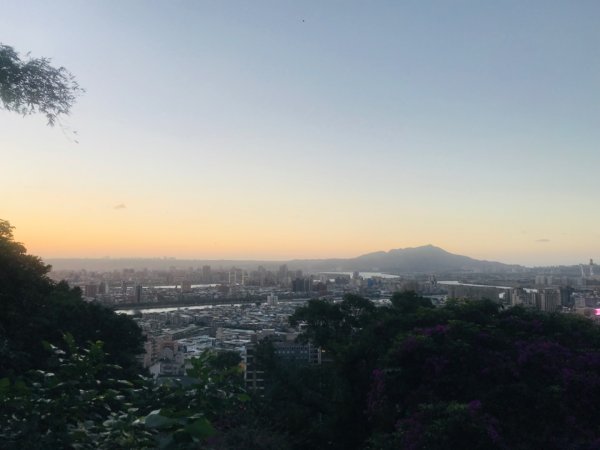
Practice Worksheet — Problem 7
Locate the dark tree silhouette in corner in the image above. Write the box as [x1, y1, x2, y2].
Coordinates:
[0, 219, 144, 378]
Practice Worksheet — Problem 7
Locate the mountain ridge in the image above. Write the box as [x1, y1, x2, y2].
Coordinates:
[46, 245, 521, 274]
[290, 244, 520, 274]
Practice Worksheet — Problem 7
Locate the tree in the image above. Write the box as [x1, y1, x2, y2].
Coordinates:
[0, 219, 143, 377]
[0, 44, 82, 125]
[0, 340, 253, 449]
[0, 219, 281, 449]
[277, 294, 600, 449]
[390, 290, 434, 313]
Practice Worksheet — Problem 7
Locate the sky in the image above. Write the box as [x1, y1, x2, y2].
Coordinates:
[1, 0, 599, 266]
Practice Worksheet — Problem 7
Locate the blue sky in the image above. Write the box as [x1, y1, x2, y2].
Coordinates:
[1, 1, 599, 265]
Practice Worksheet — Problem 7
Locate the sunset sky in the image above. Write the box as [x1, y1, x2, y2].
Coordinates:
[2, 1, 600, 266]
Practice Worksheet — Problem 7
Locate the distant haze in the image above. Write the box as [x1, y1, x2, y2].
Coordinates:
[46, 245, 524, 273]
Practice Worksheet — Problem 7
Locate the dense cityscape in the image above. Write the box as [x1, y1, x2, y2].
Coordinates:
[47, 256, 600, 382]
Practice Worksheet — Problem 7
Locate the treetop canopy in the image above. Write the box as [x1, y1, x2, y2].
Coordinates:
[0, 44, 83, 125]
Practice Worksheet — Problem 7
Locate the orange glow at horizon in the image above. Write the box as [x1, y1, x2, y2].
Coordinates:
[7, 206, 599, 267]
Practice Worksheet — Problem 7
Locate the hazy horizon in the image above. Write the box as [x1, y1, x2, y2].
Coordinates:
[41, 244, 597, 268]
[3, 1, 600, 267]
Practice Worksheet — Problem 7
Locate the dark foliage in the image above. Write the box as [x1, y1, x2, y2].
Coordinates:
[0, 219, 143, 377]
[0, 339, 252, 449]
[0, 220, 285, 448]
[270, 292, 600, 449]
[0, 44, 82, 125]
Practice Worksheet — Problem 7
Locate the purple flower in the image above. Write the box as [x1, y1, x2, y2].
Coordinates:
[366, 368, 386, 417]
[468, 399, 482, 414]
[420, 324, 450, 336]
[401, 336, 420, 353]
[477, 331, 490, 340]
[487, 424, 500, 443]
[561, 367, 574, 382]
[425, 356, 448, 375]
[398, 414, 424, 450]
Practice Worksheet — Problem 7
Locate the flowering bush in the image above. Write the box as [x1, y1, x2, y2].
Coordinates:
[289, 293, 600, 449]
[367, 302, 600, 449]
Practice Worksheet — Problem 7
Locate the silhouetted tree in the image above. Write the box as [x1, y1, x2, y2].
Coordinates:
[0, 219, 143, 377]
[0, 44, 82, 125]
[0, 220, 283, 448]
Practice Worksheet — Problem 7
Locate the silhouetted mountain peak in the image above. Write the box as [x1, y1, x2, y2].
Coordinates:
[360, 244, 447, 258]
[349, 245, 517, 274]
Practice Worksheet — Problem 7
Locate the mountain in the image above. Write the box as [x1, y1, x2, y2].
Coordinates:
[46, 246, 522, 274]
[351, 245, 519, 273]
[289, 245, 521, 274]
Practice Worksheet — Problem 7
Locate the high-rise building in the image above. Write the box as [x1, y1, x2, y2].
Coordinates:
[84, 284, 98, 298]
[181, 280, 192, 293]
[98, 281, 108, 295]
[135, 284, 143, 303]
[202, 265, 211, 283]
[266, 293, 279, 306]
[292, 277, 312, 293]
[228, 268, 243, 285]
[278, 264, 288, 281]
[537, 288, 561, 312]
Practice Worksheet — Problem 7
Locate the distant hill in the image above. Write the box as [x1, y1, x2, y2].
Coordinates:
[352, 245, 519, 273]
[289, 245, 522, 274]
[46, 245, 522, 274]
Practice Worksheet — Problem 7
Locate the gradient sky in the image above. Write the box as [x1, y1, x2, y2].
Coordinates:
[1, 1, 599, 265]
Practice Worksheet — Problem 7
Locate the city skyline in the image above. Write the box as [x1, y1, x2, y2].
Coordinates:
[2, 1, 600, 266]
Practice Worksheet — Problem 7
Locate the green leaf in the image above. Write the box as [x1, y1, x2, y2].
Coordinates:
[0, 377, 10, 393]
[157, 434, 174, 449]
[143, 410, 176, 429]
[237, 393, 251, 402]
[185, 417, 215, 439]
